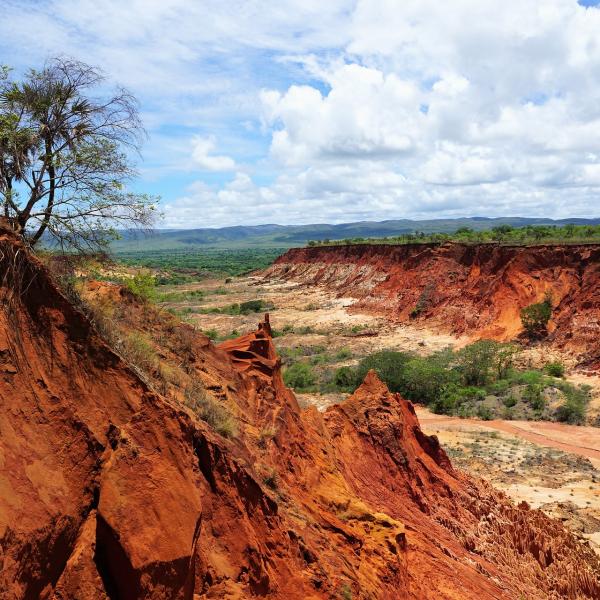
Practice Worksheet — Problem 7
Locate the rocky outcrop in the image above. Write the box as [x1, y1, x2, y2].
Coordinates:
[1, 226, 600, 599]
[266, 243, 600, 365]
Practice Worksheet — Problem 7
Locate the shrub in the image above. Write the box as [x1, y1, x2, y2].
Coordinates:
[283, 362, 316, 390]
[401, 355, 458, 405]
[126, 271, 156, 302]
[476, 405, 493, 421]
[432, 384, 485, 415]
[202, 328, 219, 341]
[239, 299, 273, 314]
[156, 288, 204, 303]
[263, 469, 279, 490]
[333, 366, 357, 390]
[508, 369, 544, 386]
[257, 426, 276, 449]
[457, 340, 514, 386]
[335, 347, 352, 360]
[354, 351, 413, 393]
[121, 332, 158, 372]
[340, 584, 353, 600]
[523, 384, 545, 411]
[555, 385, 590, 424]
[544, 361, 565, 378]
[183, 381, 237, 438]
[310, 353, 329, 365]
[520, 294, 552, 337]
[410, 283, 435, 319]
[502, 407, 514, 420]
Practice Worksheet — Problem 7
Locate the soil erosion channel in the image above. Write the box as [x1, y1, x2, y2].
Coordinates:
[163, 271, 600, 554]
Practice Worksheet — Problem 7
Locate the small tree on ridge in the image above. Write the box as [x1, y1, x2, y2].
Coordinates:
[0, 58, 157, 250]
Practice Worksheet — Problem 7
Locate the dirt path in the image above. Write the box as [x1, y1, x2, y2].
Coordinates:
[418, 409, 600, 467]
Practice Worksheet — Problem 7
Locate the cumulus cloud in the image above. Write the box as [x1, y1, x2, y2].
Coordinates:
[2, 0, 600, 226]
[262, 64, 423, 164]
[190, 137, 236, 171]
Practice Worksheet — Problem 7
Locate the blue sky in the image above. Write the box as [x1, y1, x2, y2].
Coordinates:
[1, 0, 600, 228]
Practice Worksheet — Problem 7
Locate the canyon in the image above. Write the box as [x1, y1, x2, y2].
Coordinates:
[1, 226, 600, 599]
[265, 243, 600, 369]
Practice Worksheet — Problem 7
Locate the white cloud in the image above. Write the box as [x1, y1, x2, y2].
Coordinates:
[262, 64, 424, 165]
[2, 0, 600, 226]
[190, 137, 236, 171]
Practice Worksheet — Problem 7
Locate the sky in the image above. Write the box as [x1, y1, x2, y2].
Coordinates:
[1, 0, 600, 228]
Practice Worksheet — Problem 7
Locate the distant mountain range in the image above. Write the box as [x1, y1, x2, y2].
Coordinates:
[112, 216, 600, 251]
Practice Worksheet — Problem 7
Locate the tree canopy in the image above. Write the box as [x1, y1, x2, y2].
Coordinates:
[0, 58, 157, 250]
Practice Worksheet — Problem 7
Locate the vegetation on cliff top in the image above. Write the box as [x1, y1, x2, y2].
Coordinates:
[307, 223, 600, 247]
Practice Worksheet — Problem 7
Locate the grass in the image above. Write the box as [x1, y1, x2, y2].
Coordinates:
[197, 299, 275, 316]
[272, 324, 318, 336]
[120, 332, 159, 372]
[156, 288, 205, 303]
[183, 381, 237, 438]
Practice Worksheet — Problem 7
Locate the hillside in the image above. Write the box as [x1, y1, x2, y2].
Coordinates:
[110, 216, 600, 251]
[2, 224, 600, 598]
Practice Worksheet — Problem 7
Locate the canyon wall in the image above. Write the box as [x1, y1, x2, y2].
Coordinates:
[266, 242, 600, 366]
[1, 226, 599, 598]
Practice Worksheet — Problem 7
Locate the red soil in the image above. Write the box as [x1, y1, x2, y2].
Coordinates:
[266, 242, 600, 366]
[419, 412, 600, 465]
[1, 226, 599, 599]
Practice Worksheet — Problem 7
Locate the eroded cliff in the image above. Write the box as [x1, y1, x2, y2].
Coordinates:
[1, 227, 599, 599]
[266, 243, 600, 366]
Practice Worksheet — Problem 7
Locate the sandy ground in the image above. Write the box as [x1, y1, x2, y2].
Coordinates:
[160, 273, 600, 553]
[417, 407, 600, 553]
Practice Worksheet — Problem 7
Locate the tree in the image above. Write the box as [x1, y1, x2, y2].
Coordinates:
[520, 293, 552, 338]
[283, 362, 315, 390]
[457, 340, 499, 386]
[0, 58, 157, 250]
[354, 350, 413, 393]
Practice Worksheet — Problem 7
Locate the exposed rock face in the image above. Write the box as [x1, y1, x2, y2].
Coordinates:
[1, 226, 599, 599]
[266, 243, 600, 366]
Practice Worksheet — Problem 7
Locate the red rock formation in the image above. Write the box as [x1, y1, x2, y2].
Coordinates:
[266, 243, 600, 366]
[1, 225, 599, 599]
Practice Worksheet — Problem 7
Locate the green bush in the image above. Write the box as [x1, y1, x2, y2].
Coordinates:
[283, 362, 316, 390]
[333, 366, 357, 390]
[126, 271, 156, 302]
[555, 385, 590, 424]
[523, 384, 545, 411]
[476, 405, 493, 420]
[121, 332, 158, 372]
[156, 288, 204, 302]
[336, 347, 352, 360]
[401, 355, 458, 404]
[200, 299, 274, 316]
[544, 361, 565, 378]
[239, 299, 273, 314]
[202, 328, 219, 341]
[509, 369, 544, 386]
[431, 384, 485, 415]
[457, 340, 514, 386]
[354, 350, 413, 393]
[520, 294, 552, 337]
